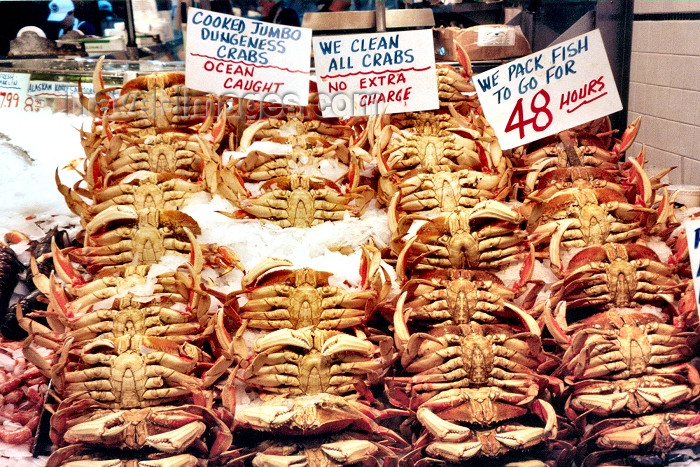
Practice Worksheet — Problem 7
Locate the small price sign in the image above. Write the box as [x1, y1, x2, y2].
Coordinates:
[27, 80, 96, 113]
[685, 219, 700, 319]
[0, 72, 30, 111]
[475, 29, 622, 150]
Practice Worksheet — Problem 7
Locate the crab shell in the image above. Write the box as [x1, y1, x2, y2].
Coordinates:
[50, 400, 231, 456]
[388, 269, 517, 328]
[234, 392, 404, 443]
[550, 242, 683, 311]
[45, 444, 201, 467]
[392, 202, 533, 288]
[415, 397, 558, 461]
[231, 174, 373, 228]
[580, 410, 700, 462]
[388, 165, 510, 223]
[242, 327, 392, 397]
[566, 369, 700, 420]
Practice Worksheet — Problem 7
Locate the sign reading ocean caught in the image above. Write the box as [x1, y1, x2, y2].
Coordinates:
[185, 7, 312, 105]
[475, 29, 622, 150]
[685, 219, 700, 318]
[312, 29, 439, 118]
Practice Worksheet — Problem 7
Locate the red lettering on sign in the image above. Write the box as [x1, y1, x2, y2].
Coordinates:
[505, 89, 553, 139]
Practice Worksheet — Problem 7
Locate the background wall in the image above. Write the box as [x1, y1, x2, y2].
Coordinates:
[627, 1, 700, 185]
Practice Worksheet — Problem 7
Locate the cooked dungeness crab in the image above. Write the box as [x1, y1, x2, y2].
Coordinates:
[235, 327, 404, 444]
[526, 186, 657, 272]
[50, 400, 231, 456]
[240, 115, 354, 148]
[580, 411, 700, 465]
[219, 432, 399, 467]
[514, 117, 641, 195]
[388, 165, 510, 219]
[45, 445, 206, 467]
[81, 56, 215, 130]
[80, 126, 223, 193]
[372, 124, 505, 205]
[548, 243, 683, 311]
[387, 269, 517, 328]
[57, 171, 205, 224]
[391, 321, 559, 462]
[545, 304, 699, 419]
[234, 247, 389, 331]
[228, 174, 373, 228]
[66, 206, 200, 275]
[392, 200, 534, 292]
[408, 398, 558, 464]
[228, 115, 368, 192]
[393, 316, 555, 410]
[242, 327, 392, 397]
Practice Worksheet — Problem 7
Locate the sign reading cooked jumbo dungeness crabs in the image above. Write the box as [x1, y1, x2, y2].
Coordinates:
[185, 7, 312, 106]
[475, 29, 622, 151]
[313, 29, 439, 118]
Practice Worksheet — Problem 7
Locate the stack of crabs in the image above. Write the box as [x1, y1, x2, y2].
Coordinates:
[20, 58, 245, 466]
[7, 42, 698, 466]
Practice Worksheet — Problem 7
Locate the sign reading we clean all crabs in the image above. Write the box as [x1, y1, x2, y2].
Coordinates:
[185, 7, 312, 105]
[475, 29, 622, 150]
[312, 29, 439, 118]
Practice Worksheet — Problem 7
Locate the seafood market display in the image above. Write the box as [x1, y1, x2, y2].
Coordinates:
[0, 48, 697, 467]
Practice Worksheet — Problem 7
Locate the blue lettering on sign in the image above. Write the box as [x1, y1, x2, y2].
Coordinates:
[694, 227, 700, 249]
[319, 40, 341, 55]
[507, 55, 543, 81]
[551, 35, 589, 64]
[191, 10, 245, 32]
[476, 70, 499, 92]
[29, 83, 53, 92]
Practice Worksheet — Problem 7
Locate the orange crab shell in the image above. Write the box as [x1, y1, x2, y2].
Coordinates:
[120, 72, 187, 95]
[564, 242, 662, 274]
[526, 186, 643, 234]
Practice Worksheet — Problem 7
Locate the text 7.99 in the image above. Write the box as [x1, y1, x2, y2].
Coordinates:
[0, 91, 20, 108]
[504, 89, 553, 139]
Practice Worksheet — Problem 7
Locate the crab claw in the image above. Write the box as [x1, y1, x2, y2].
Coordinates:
[241, 258, 294, 289]
[628, 149, 653, 207]
[425, 440, 482, 462]
[454, 40, 473, 81]
[613, 116, 641, 155]
[417, 407, 472, 442]
[393, 292, 410, 354]
[543, 300, 572, 347]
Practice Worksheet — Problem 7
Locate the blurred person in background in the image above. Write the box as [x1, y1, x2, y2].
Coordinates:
[46, 0, 96, 39]
[97, 0, 121, 35]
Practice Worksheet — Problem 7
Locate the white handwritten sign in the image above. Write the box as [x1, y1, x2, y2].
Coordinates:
[475, 29, 622, 150]
[0, 73, 30, 111]
[685, 219, 700, 318]
[185, 7, 312, 106]
[27, 80, 96, 113]
[313, 29, 439, 118]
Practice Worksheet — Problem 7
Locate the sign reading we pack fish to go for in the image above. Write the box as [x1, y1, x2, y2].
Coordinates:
[475, 29, 622, 151]
[185, 7, 312, 105]
[313, 29, 439, 118]
[685, 219, 700, 319]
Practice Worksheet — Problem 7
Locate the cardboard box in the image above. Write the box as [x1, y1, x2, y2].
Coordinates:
[434, 25, 531, 62]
